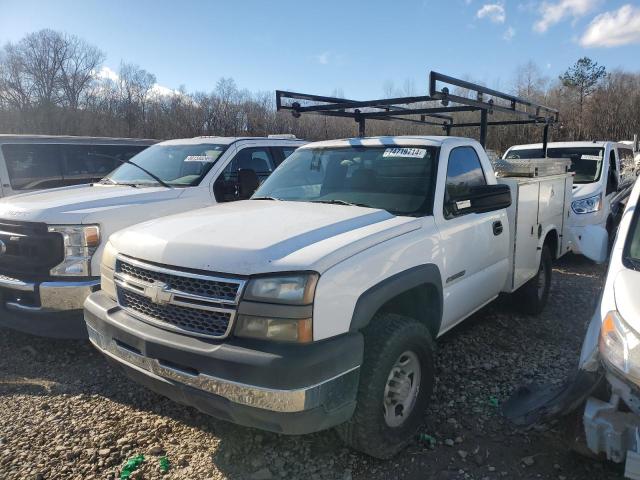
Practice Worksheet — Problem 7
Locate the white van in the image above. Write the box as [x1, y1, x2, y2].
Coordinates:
[504, 141, 637, 262]
[0, 135, 156, 196]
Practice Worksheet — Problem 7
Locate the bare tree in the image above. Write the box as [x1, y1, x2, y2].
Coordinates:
[60, 34, 105, 110]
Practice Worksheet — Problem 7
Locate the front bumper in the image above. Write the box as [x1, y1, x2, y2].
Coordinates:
[566, 224, 609, 263]
[0, 274, 99, 338]
[583, 372, 640, 465]
[84, 291, 363, 434]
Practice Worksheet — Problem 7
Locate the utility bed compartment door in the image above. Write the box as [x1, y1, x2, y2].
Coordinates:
[538, 178, 566, 223]
[512, 182, 540, 291]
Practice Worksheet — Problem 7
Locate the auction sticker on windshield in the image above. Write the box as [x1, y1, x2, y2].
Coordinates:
[184, 155, 216, 162]
[383, 148, 427, 159]
[581, 155, 602, 161]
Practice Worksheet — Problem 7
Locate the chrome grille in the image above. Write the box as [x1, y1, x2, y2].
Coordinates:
[114, 257, 245, 339]
[119, 261, 240, 303]
[120, 289, 232, 338]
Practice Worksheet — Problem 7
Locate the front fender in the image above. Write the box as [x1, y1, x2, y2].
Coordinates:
[349, 264, 443, 337]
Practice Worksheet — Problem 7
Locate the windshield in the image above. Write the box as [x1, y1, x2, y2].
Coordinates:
[505, 147, 605, 184]
[253, 146, 438, 216]
[105, 143, 226, 187]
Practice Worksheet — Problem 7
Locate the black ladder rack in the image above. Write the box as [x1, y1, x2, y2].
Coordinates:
[276, 71, 560, 152]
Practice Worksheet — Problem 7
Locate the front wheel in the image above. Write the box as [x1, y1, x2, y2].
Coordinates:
[336, 313, 435, 459]
[514, 245, 552, 315]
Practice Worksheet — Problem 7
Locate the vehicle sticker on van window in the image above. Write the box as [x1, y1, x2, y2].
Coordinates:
[184, 155, 215, 162]
[581, 155, 602, 161]
[382, 148, 427, 159]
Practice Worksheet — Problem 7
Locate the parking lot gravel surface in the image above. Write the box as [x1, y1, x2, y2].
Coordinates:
[0, 255, 623, 479]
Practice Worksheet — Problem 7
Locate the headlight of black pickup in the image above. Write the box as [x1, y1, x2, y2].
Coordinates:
[235, 273, 318, 343]
[48, 225, 100, 277]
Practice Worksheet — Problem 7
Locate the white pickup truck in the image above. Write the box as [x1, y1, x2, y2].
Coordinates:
[0, 136, 305, 338]
[85, 135, 574, 458]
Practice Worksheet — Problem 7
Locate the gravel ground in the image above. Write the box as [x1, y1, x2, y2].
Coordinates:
[0, 255, 623, 480]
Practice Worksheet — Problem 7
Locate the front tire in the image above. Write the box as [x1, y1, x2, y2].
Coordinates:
[336, 313, 435, 459]
[514, 245, 552, 315]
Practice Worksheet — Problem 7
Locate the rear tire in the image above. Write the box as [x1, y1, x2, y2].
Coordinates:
[514, 245, 552, 315]
[336, 313, 435, 459]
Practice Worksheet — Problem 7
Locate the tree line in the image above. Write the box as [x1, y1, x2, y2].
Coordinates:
[1, 29, 639, 153]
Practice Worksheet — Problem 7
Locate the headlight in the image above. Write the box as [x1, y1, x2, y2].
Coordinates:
[236, 272, 319, 343]
[48, 225, 100, 277]
[599, 310, 640, 385]
[572, 194, 602, 214]
[101, 241, 118, 300]
[235, 315, 312, 343]
[243, 273, 318, 305]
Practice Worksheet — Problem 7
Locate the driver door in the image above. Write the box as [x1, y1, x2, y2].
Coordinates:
[434, 145, 509, 332]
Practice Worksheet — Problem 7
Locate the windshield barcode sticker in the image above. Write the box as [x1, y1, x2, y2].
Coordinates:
[581, 155, 602, 161]
[185, 155, 215, 162]
[382, 148, 427, 159]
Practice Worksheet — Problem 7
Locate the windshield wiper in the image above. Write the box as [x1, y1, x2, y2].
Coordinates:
[95, 153, 173, 189]
[311, 199, 370, 208]
[252, 196, 281, 201]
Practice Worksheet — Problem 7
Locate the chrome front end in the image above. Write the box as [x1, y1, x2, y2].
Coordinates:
[87, 322, 360, 413]
[0, 273, 99, 312]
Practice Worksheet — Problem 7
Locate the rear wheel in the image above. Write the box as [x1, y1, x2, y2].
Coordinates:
[514, 245, 552, 315]
[336, 313, 435, 459]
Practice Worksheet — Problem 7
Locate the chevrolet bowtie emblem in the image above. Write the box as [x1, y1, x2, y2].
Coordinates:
[144, 281, 173, 305]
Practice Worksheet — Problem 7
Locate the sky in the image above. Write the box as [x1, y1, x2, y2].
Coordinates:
[1, 0, 640, 99]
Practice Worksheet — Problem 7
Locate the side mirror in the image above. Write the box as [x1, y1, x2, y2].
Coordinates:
[447, 184, 512, 217]
[237, 168, 259, 199]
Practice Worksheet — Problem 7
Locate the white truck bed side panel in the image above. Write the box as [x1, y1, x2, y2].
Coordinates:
[512, 182, 541, 291]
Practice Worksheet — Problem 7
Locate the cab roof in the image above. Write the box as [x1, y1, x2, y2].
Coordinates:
[299, 136, 465, 149]
[0, 134, 156, 145]
[159, 136, 306, 146]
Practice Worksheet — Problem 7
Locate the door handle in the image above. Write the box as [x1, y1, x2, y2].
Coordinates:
[493, 221, 503, 236]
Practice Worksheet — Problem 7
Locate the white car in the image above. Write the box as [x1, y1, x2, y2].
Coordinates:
[85, 135, 577, 458]
[505, 141, 637, 262]
[0, 136, 305, 338]
[505, 176, 640, 478]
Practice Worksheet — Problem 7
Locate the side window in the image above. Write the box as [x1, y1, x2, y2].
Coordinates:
[274, 147, 297, 166]
[607, 150, 618, 194]
[444, 147, 487, 218]
[1, 144, 64, 190]
[619, 148, 636, 185]
[61, 144, 149, 186]
[214, 147, 275, 202]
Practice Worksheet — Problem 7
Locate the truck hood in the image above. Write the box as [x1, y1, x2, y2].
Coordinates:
[0, 184, 184, 224]
[572, 181, 601, 200]
[111, 200, 421, 275]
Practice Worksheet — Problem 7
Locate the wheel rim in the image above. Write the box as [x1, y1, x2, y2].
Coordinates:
[382, 350, 421, 428]
[537, 260, 546, 299]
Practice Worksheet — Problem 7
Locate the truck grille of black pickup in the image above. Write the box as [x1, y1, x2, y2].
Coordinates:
[120, 289, 233, 338]
[114, 257, 245, 340]
[0, 220, 64, 277]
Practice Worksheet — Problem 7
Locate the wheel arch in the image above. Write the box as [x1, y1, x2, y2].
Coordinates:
[542, 227, 559, 260]
[349, 264, 443, 339]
